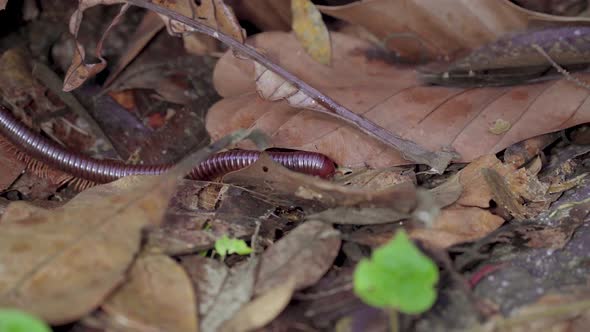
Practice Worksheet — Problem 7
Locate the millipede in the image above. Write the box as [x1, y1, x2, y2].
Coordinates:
[0, 105, 336, 186]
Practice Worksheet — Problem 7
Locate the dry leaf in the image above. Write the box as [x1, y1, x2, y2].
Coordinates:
[254, 221, 341, 295]
[317, 0, 590, 60]
[291, 0, 331, 65]
[200, 260, 258, 332]
[484, 292, 590, 332]
[102, 254, 198, 332]
[0, 175, 178, 324]
[209, 31, 590, 168]
[410, 206, 505, 248]
[219, 278, 297, 332]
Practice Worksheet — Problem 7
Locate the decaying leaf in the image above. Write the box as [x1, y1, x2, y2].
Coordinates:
[254, 221, 341, 295]
[180, 255, 228, 317]
[420, 27, 590, 87]
[101, 254, 198, 332]
[483, 292, 590, 332]
[291, 0, 331, 65]
[209, 31, 590, 169]
[317, 0, 590, 60]
[200, 260, 258, 332]
[224, 154, 418, 210]
[219, 278, 297, 332]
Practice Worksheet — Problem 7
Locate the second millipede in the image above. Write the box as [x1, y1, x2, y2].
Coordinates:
[0, 105, 336, 183]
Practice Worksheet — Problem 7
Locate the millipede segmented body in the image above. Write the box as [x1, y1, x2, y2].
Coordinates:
[0, 105, 336, 183]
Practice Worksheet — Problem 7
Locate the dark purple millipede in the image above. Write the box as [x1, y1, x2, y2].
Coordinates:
[0, 105, 336, 183]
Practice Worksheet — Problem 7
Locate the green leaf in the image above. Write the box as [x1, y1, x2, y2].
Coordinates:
[353, 229, 439, 314]
[0, 309, 52, 332]
[214, 235, 253, 259]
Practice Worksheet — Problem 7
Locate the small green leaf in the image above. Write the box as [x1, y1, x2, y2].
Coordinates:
[0, 309, 52, 332]
[353, 229, 439, 314]
[214, 235, 253, 259]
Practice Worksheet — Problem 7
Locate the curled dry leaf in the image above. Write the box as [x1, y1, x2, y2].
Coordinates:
[154, 0, 244, 42]
[0, 175, 178, 324]
[101, 254, 198, 332]
[291, 0, 331, 65]
[219, 278, 297, 332]
[210, 31, 590, 169]
[254, 221, 341, 295]
[317, 0, 590, 60]
[63, 0, 128, 91]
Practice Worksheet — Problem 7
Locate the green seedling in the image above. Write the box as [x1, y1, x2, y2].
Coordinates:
[353, 229, 439, 314]
[0, 309, 51, 332]
[214, 235, 253, 259]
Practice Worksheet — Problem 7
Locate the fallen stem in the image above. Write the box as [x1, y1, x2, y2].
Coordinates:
[125, 0, 456, 173]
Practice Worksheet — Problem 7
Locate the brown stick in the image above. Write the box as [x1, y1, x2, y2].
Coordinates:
[125, 0, 456, 173]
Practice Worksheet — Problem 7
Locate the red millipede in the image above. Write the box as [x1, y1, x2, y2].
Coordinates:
[0, 105, 336, 184]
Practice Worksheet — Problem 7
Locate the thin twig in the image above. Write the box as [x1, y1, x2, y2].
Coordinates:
[532, 44, 590, 91]
[125, 0, 456, 173]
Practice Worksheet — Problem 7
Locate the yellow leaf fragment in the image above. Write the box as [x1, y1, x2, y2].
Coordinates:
[291, 0, 331, 65]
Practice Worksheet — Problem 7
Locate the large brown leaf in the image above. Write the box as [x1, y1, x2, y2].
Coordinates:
[254, 221, 341, 295]
[208, 31, 590, 168]
[101, 254, 198, 332]
[0, 175, 177, 324]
